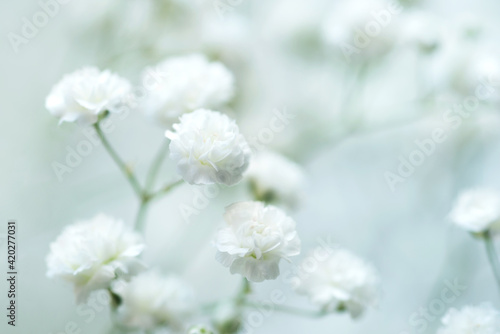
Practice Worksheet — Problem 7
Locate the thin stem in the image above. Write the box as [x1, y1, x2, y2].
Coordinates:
[133, 179, 184, 231]
[484, 230, 500, 291]
[236, 278, 251, 304]
[148, 179, 184, 201]
[94, 123, 142, 198]
[243, 301, 327, 318]
[134, 201, 149, 233]
[144, 140, 170, 191]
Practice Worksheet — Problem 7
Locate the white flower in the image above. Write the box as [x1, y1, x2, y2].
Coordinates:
[398, 10, 441, 53]
[114, 271, 194, 331]
[437, 304, 500, 334]
[141, 54, 234, 126]
[46, 67, 131, 125]
[46, 214, 144, 303]
[246, 151, 305, 208]
[166, 109, 251, 186]
[321, 0, 401, 62]
[293, 248, 379, 318]
[212, 301, 242, 334]
[214, 201, 301, 282]
[188, 325, 214, 334]
[449, 188, 500, 233]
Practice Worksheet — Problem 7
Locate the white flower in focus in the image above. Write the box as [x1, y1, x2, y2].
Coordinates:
[214, 201, 301, 282]
[449, 188, 500, 233]
[45, 67, 131, 125]
[246, 151, 305, 208]
[437, 304, 500, 334]
[114, 272, 194, 331]
[141, 54, 234, 126]
[294, 248, 379, 318]
[46, 214, 144, 303]
[166, 109, 251, 185]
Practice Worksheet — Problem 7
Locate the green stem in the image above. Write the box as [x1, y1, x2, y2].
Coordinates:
[133, 179, 184, 231]
[243, 301, 327, 318]
[134, 201, 149, 233]
[144, 140, 170, 191]
[148, 179, 184, 202]
[236, 278, 251, 304]
[93, 123, 142, 198]
[484, 230, 500, 291]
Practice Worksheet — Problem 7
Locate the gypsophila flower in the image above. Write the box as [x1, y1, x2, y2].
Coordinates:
[437, 304, 500, 334]
[321, 0, 401, 63]
[45, 67, 131, 125]
[114, 271, 194, 331]
[212, 301, 242, 334]
[188, 325, 214, 334]
[46, 214, 144, 303]
[449, 188, 500, 233]
[141, 54, 234, 126]
[398, 10, 441, 53]
[246, 151, 305, 208]
[166, 109, 251, 186]
[214, 201, 301, 282]
[294, 248, 379, 318]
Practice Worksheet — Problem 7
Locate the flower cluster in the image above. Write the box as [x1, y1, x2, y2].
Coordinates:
[46, 214, 144, 302]
[449, 188, 500, 233]
[44, 48, 386, 333]
[214, 201, 301, 282]
[293, 248, 380, 318]
[45, 67, 131, 125]
[114, 271, 194, 331]
[246, 150, 305, 208]
[166, 109, 251, 186]
[437, 304, 500, 334]
[141, 54, 234, 126]
[39, 0, 500, 331]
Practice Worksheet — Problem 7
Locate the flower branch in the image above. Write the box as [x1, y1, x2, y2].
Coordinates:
[93, 121, 143, 198]
[483, 230, 500, 292]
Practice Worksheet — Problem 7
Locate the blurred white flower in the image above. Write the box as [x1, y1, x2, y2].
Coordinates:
[212, 301, 242, 334]
[322, 0, 402, 62]
[46, 214, 144, 303]
[114, 271, 194, 331]
[294, 248, 379, 318]
[437, 304, 500, 334]
[45, 67, 131, 125]
[214, 201, 301, 282]
[246, 151, 305, 208]
[428, 16, 500, 101]
[449, 188, 500, 233]
[398, 10, 441, 53]
[166, 109, 251, 185]
[141, 54, 234, 126]
[189, 325, 214, 334]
